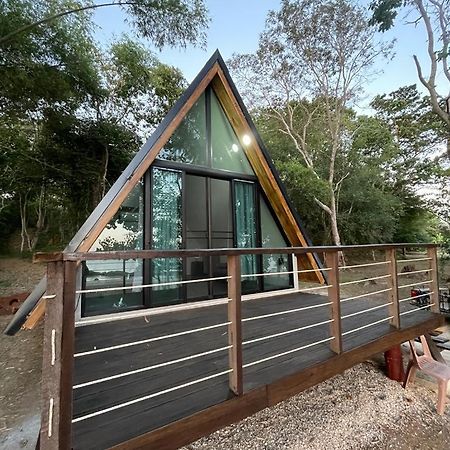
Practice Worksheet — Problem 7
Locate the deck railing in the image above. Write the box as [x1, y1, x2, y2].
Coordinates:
[34, 243, 441, 450]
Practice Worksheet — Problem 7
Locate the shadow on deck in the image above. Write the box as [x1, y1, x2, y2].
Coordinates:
[72, 291, 443, 450]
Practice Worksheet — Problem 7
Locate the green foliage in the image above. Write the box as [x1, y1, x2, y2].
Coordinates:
[368, 0, 405, 31]
[0, 0, 191, 252]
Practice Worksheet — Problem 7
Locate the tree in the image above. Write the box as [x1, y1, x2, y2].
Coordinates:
[0, 1, 188, 252]
[369, 0, 450, 156]
[0, 0, 209, 48]
[230, 0, 391, 252]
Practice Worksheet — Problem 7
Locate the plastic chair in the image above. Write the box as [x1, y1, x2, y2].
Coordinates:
[404, 335, 450, 415]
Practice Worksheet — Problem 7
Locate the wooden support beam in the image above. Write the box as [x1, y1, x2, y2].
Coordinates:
[427, 247, 440, 313]
[40, 261, 76, 450]
[227, 255, 243, 396]
[325, 251, 342, 354]
[386, 248, 400, 328]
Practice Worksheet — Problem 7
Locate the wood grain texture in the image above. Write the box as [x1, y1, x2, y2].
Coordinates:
[22, 298, 46, 330]
[71, 290, 443, 449]
[109, 387, 268, 450]
[386, 249, 400, 328]
[325, 251, 342, 353]
[40, 262, 64, 450]
[227, 255, 243, 395]
[427, 247, 440, 313]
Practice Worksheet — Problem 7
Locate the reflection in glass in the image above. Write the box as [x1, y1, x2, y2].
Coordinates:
[210, 179, 233, 297]
[211, 91, 254, 174]
[151, 168, 183, 306]
[234, 181, 258, 293]
[157, 93, 207, 165]
[185, 175, 209, 299]
[260, 197, 292, 291]
[84, 181, 144, 316]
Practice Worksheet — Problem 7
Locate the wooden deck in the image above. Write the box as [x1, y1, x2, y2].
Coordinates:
[72, 291, 443, 450]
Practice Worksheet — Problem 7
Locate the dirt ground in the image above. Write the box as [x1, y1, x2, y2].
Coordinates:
[0, 255, 449, 450]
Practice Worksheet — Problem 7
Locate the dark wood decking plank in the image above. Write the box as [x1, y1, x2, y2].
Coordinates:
[72, 292, 441, 449]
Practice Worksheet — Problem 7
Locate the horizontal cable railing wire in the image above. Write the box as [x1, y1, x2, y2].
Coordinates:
[74, 321, 231, 357]
[243, 337, 334, 368]
[76, 276, 231, 294]
[340, 288, 392, 303]
[341, 302, 393, 320]
[342, 316, 394, 336]
[241, 267, 332, 279]
[339, 261, 391, 270]
[339, 274, 391, 287]
[399, 292, 434, 304]
[242, 302, 332, 323]
[397, 269, 431, 276]
[398, 280, 433, 290]
[71, 369, 233, 424]
[73, 345, 232, 389]
[396, 257, 432, 264]
[400, 304, 435, 316]
[242, 319, 333, 346]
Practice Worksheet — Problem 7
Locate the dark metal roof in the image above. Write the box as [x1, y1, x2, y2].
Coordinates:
[4, 50, 323, 336]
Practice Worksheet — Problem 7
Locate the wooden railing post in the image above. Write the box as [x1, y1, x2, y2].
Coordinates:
[325, 251, 342, 354]
[386, 248, 400, 328]
[40, 259, 77, 450]
[227, 255, 243, 396]
[427, 246, 440, 314]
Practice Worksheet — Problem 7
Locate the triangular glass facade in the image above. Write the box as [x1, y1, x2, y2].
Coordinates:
[81, 84, 294, 316]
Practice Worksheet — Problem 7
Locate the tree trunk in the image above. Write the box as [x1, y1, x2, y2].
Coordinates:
[329, 189, 345, 266]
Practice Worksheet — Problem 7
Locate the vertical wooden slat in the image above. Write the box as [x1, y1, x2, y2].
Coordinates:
[386, 248, 400, 328]
[325, 251, 342, 354]
[227, 255, 243, 396]
[427, 246, 440, 313]
[40, 260, 76, 450]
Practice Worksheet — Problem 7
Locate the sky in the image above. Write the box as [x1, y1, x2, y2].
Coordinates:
[91, 0, 447, 114]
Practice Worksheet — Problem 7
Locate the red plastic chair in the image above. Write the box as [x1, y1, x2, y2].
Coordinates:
[404, 335, 450, 415]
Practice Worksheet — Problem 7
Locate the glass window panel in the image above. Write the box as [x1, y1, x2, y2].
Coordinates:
[185, 175, 209, 299]
[157, 93, 207, 166]
[211, 91, 254, 174]
[83, 182, 144, 316]
[234, 181, 258, 293]
[151, 168, 183, 306]
[260, 197, 292, 291]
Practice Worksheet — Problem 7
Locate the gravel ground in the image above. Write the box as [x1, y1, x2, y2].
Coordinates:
[183, 360, 450, 450]
[0, 257, 44, 297]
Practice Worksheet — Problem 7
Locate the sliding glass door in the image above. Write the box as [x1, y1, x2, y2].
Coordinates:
[150, 168, 183, 306]
[234, 181, 259, 293]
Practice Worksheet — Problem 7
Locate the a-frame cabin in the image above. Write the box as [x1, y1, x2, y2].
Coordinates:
[6, 50, 324, 334]
[5, 52, 444, 450]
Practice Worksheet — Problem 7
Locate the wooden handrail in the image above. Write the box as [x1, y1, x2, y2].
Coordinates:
[34, 243, 439, 262]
